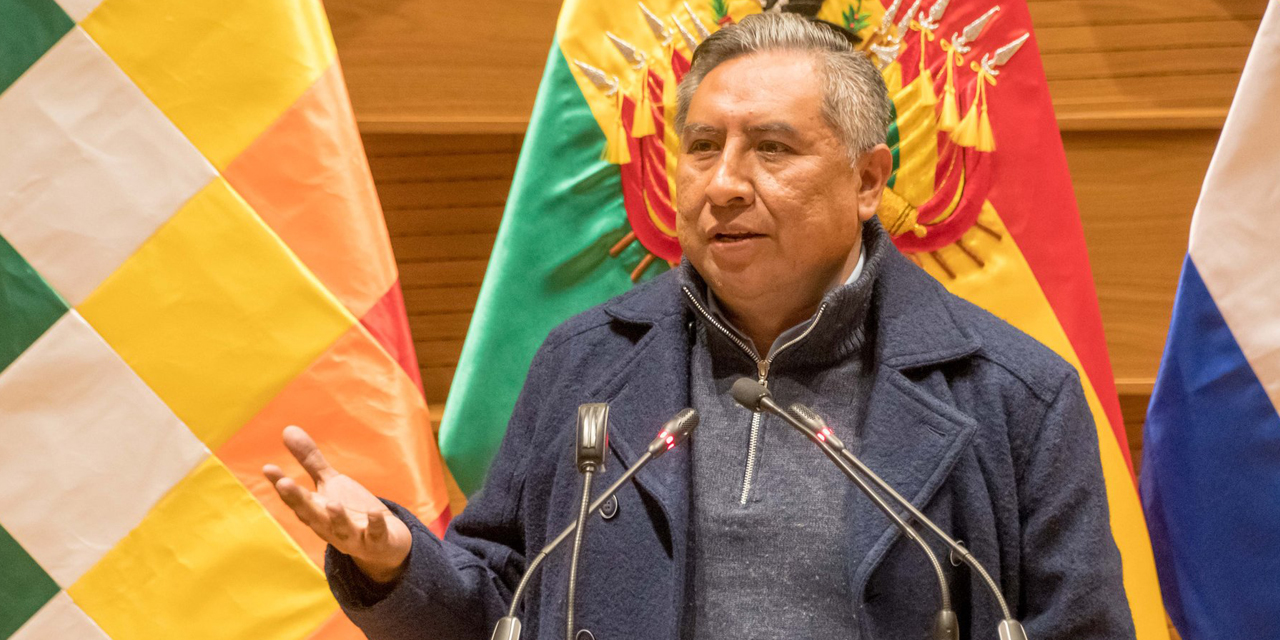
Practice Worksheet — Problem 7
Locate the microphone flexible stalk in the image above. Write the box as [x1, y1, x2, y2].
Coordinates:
[565, 403, 609, 640]
[729, 380, 957, 640]
[787, 402, 1020, 628]
[565, 469, 594, 640]
[493, 408, 699, 640]
[504, 449, 654, 618]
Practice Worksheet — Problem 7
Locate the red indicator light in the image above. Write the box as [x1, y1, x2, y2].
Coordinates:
[817, 433, 826, 441]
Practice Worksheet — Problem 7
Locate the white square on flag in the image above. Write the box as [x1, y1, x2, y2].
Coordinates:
[0, 27, 215, 305]
[0, 312, 209, 587]
[53, 0, 104, 22]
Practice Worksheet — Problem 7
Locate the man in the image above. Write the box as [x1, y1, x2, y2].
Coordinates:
[264, 13, 1136, 639]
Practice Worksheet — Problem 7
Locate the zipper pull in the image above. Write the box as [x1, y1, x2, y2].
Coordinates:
[757, 360, 770, 382]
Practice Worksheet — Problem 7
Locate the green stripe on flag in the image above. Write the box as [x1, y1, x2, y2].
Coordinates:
[439, 41, 665, 494]
[0, 523, 60, 638]
[0, 0, 73, 94]
[0, 235, 68, 374]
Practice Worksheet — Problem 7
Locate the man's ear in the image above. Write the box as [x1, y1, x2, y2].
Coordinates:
[856, 144, 894, 223]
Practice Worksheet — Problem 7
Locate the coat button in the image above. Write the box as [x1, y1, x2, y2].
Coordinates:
[576, 630, 595, 640]
[600, 495, 619, 520]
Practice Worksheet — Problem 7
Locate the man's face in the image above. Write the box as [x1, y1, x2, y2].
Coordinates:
[676, 50, 884, 308]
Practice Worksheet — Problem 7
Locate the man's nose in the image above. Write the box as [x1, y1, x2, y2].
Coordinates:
[705, 149, 754, 207]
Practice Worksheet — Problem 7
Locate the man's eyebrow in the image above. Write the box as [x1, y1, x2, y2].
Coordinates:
[681, 123, 721, 137]
[746, 122, 799, 136]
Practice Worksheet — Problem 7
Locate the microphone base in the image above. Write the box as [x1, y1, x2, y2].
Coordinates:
[997, 620, 1029, 640]
[933, 609, 959, 640]
[490, 616, 522, 640]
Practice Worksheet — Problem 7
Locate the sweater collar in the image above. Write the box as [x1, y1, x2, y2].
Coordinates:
[601, 218, 980, 371]
[676, 219, 888, 369]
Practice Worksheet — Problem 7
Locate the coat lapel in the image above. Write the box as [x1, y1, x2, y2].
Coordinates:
[847, 249, 983, 596]
[847, 367, 978, 596]
[595, 281, 693, 627]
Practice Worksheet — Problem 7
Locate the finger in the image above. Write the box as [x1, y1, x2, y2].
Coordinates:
[367, 509, 389, 543]
[274, 476, 328, 527]
[327, 501, 356, 542]
[262, 464, 285, 484]
[282, 425, 337, 485]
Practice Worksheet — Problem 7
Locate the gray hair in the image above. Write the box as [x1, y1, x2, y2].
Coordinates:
[674, 12, 892, 160]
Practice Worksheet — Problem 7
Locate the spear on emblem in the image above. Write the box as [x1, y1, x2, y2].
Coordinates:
[684, 1, 712, 40]
[953, 32, 1029, 150]
[638, 2, 673, 46]
[938, 6, 1000, 130]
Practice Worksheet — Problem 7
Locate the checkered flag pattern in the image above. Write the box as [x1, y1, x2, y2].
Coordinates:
[0, 1, 458, 638]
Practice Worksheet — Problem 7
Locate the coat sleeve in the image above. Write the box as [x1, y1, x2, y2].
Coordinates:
[1017, 371, 1138, 640]
[325, 332, 570, 639]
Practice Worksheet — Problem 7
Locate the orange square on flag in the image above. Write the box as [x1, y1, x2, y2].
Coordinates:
[219, 324, 451, 567]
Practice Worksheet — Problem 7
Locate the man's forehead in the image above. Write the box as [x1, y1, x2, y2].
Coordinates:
[685, 52, 823, 118]
[681, 121, 801, 137]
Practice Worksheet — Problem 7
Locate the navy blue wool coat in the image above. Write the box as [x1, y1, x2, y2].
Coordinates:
[328, 241, 1137, 640]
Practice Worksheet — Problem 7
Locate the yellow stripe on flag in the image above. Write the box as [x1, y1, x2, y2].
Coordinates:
[82, 0, 337, 169]
[79, 178, 354, 450]
[917, 203, 1169, 639]
[68, 457, 336, 640]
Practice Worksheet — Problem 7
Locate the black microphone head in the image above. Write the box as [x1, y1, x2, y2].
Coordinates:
[649, 408, 699, 456]
[730, 377, 771, 412]
[789, 403, 825, 427]
[665, 408, 699, 441]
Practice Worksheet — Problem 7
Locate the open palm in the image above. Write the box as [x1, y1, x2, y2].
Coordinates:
[263, 426, 412, 583]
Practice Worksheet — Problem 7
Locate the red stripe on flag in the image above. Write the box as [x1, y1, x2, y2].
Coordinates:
[359, 279, 424, 396]
[427, 505, 452, 539]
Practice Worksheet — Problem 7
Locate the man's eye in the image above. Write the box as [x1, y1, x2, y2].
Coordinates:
[758, 141, 790, 155]
[687, 140, 717, 153]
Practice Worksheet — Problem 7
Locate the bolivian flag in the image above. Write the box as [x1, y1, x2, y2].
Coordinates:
[440, 0, 1169, 636]
[0, 0, 452, 638]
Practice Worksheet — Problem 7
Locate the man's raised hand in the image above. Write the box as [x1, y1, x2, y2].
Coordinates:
[263, 425, 412, 583]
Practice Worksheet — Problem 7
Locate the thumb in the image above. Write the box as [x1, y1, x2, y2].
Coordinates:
[282, 425, 337, 485]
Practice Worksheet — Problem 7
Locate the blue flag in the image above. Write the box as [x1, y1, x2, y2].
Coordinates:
[1140, 3, 1280, 637]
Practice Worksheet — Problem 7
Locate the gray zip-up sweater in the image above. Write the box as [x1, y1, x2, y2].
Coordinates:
[680, 225, 884, 638]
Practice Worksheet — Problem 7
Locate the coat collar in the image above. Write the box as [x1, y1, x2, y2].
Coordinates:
[601, 220, 983, 372]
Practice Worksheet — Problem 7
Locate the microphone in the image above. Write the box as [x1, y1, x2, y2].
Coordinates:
[729, 378, 960, 640]
[787, 403, 1027, 640]
[567, 404, 609, 640]
[491, 408, 700, 640]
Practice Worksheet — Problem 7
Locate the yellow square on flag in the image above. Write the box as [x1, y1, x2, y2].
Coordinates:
[81, 0, 336, 169]
[67, 457, 337, 640]
[78, 178, 353, 450]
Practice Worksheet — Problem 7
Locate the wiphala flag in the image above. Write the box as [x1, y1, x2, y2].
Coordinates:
[0, 0, 457, 638]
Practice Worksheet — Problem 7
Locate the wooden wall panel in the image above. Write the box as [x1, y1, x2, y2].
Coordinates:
[365, 132, 519, 410]
[1066, 130, 1213, 385]
[328, 0, 1266, 131]
[326, 0, 560, 132]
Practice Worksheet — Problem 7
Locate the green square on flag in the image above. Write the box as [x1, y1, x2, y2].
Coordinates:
[0, 0, 73, 94]
[0, 235, 67, 373]
[0, 522, 60, 638]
